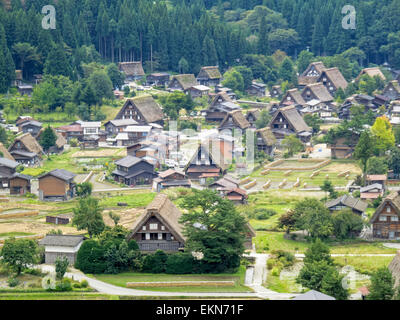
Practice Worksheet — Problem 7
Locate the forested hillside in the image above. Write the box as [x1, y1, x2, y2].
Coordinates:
[0, 0, 400, 93]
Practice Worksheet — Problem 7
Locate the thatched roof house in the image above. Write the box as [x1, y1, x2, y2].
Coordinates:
[127, 193, 185, 252]
[317, 67, 348, 94]
[356, 67, 386, 82]
[169, 74, 198, 91]
[37, 127, 67, 153]
[301, 83, 334, 103]
[115, 95, 164, 125]
[218, 110, 250, 133]
[280, 89, 306, 106]
[118, 62, 145, 80]
[0, 142, 14, 161]
[298, 62, 326, 86]
[197, 66, 222, 86]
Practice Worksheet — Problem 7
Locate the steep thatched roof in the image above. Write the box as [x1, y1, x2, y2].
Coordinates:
[246, 109, 261, 121]
[319, 68, 348, 90]
[0, 142, 14, 161]
[370, 191, 400, 223]
[186, 141, 230, 172]
[197, 66, 222, 80]
[302, 83, 334, 102]
[127, 193, 185, 243]
[219, 110, 250, 130]
[271, 106, 311, 133]
[118, 62, 145, 77]
[169, 74, 197, 91]
[10, 133, 43, 155]
[256, 127, 277, 146]
[280, 89, 306, 106]
[356, 67, 386, 82]
[116, 95, 164, 123]
[386, 80, 400, 93]
[298, 62, 326, 85]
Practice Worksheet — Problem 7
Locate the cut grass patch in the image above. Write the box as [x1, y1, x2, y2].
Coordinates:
[94, 266, 251, 293]
[99, 191, 156, 208]
[333, 256, 394, 275]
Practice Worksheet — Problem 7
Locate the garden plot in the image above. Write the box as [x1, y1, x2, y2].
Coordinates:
[72, 148, 126, 158]
[103, 207, 144, 229]
[266, 159, 331, 171]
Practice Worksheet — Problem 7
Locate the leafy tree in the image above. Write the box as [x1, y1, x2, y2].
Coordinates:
[0, 24, 15, 93]
[279, 57, 295, 82]
[332, 209, 364, 240]
[354, 131, 376, 173]
[234, 66, 253, 90]
[297, 50, 315, 74]
[255, 110, 271, 129]
[222, 69, 245, 93]
[320, 267, 349, 300]
[44, 44, 72, 78]
[294, 199, 333, 239]
[142, 250, 168, 273]
[55, 256, 69, 280]
[159, 91, 194, 119]
[1, 238, 38, 275]
[320, 180, 337, 199]
[282, 134, 303, 156]
[88, 70, 114, 104]
[72, 197, 105, 238]
[165, 253, 196, 274]
[104, 241, 137, 274]
[75, 240, 107, 274]
[366, 157, 389, 175]
[180, 189, 247, 273]
[12, 42, 40, 79]
[178, 57, 189, 74]
[108, 212, 121, 226]
[371, 116, 395, 155]
[278, 209, 298, 234]
[367, 267, 395, 300]
[76, 182, 93, 198]
[106, 63, 125, 89]
[389, 148, 400, 175]
[304, 114, 322, 133]
[39, 126, 57, 153]
[0, 126, 8, 146]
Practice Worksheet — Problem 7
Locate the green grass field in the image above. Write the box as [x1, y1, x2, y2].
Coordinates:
[94, 266, 251, 293]
[99, 191, 156, 209]
[255, 231, 398, 254]
[333, 256, 394, 275]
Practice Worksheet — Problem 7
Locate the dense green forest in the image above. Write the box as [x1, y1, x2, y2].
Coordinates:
[0, 0, 400, 94]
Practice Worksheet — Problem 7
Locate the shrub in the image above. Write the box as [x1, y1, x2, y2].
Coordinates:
[73, 283, 81, 289]
[69, 138, 78, 147]
[141, 250, 167, 273]
[165, 253, 195, 274]
[24, 193, 37, 199]
[55, 256, 69, 279]
[7, 277, 19, 287]
[75, 240, 107, 274]
[80, 279, 88, 288]
[271, 267, 281, 276]
[23, 268, 42, 276]
[255, 208, 277, 220]
[55, 278, 72, 292]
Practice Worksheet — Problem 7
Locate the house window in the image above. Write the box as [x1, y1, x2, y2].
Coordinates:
[161, 226, 165, 231]
[387, 207, 391, 213]
[377, 230, 381, 235]
[145, 233, 150, 240]
[142, 226, 146, 231]
[379, 215, 387, 221]
[149, 223, 158, 230]
[392, 216, 399, 222]
[158, 233, 162, 240]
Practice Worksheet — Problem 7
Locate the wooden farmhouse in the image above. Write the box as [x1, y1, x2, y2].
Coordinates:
[325, 195, 368, 216]
[118, 61, 145, 81]
[112, 155, 156, 186]
[0, 157, 19, 189]
[209, 176, 240, 191]
[370, 191, 400, 240]
[115, 96, 164, 126]
[188, 85, 210, 99]
[8, 133, 43, 166]
[185, 142, 228, 181]
[355, 67, 386, 82]
[204, 92, 241, 122]
[39, 235, 85, 264]
[360, 183, 384, 200]
[56, 124, 83, 142]
[218, 110, 250, 135]
[19, 120, 42, 137]
[246, 82, 267, 97]
[168, 74, 197, 92]
[215, 85, 237, 100]
[301, 83, 334, 104]
[146, 72, 170, 87]
[366, 174, 387, 189]
[225, 188, 248, 205]
[152, 169, 191, 192]
[383, 80, 400, 101]
[298, 61, 326, 87]
[280, 89, 306, 108]
[9, 173, 32, 195]
[127, 194, 186, 252]
[300, 100, 334, 119]
[38, 169, 76, 201]
[104, 119, 138, 136]
[255, 127, 277, 156]
[316, 67, 348, 96]
[246, 109, 261, 128]
[269, 106, 312, 142]
[196, 66, 222, 87]
[329, 133, 359, 159]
